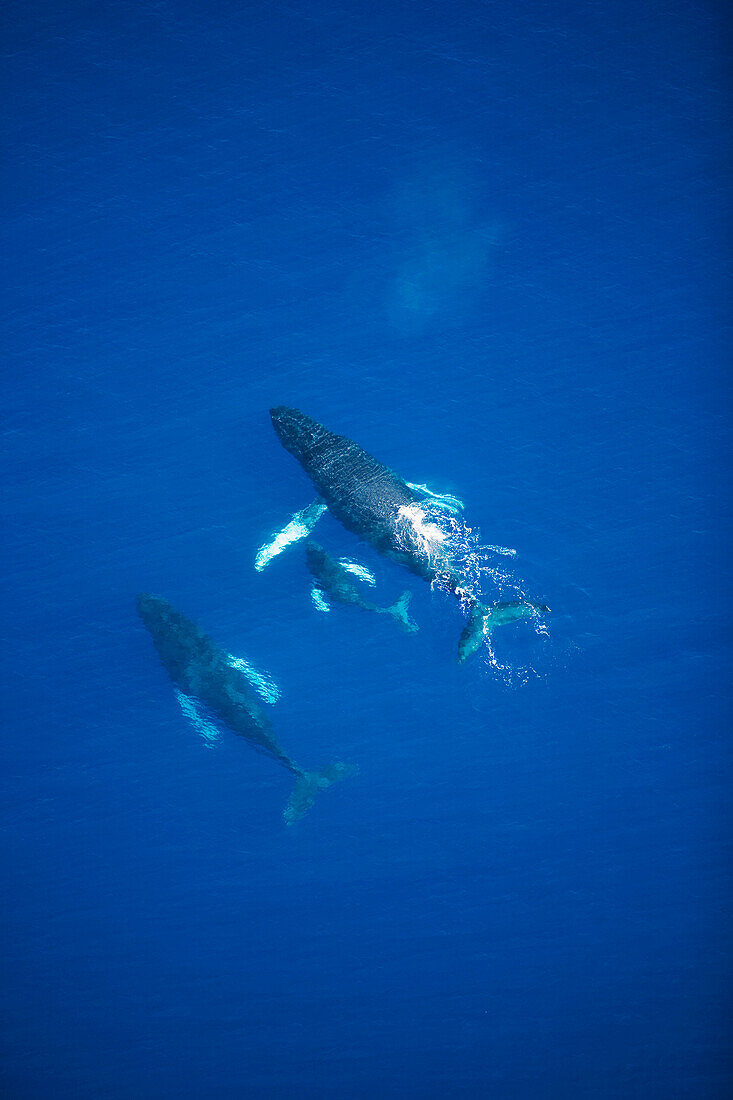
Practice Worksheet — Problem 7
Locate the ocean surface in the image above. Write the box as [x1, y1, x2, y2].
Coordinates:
[2, 1, 730, 1097]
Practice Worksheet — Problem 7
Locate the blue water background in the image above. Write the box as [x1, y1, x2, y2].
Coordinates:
[2, 1, 730, 1096]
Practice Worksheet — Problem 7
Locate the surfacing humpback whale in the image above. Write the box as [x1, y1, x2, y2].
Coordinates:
[270, 407, 549, 661]
[137, 593, 352, 824]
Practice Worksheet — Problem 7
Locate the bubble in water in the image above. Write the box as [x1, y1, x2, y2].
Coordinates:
[410, 504, 551, 682]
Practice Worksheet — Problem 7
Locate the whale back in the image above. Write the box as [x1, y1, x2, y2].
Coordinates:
[271, 407, 429, 572]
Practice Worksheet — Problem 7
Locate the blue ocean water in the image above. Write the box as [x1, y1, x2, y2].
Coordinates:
[2, 1, 730, 1096]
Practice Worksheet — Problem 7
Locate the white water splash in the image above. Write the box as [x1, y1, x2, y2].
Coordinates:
[476, 602, 552, 686]
[484, 543, 517, 557]
[398, 503, 449, 547]
[397, 501, 550, 680]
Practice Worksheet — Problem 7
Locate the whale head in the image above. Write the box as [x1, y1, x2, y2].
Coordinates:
[137, 593, 201, 681]
[136, 592, 187, 647]
[270, 406, 329, 463]
[137, 592, 171, 631]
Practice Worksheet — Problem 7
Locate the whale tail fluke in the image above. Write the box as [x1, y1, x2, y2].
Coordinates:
[386, 590, 419, 633]
[457, 603, 492, 664]
[283, 761, 356, 826]
[458, 599, 551, 664]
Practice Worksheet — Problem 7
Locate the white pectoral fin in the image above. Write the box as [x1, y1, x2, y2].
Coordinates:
[405, 481, 464, 514]
[254, 500, 328, 571]
[226, 655, 282, 704]
[175, 689, 222, 746]
[338, 559, 377, 586]
[311, 587, 330, 613]
[404, 482, 515, 556]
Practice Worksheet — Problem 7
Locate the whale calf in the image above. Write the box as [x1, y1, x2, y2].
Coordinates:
[305, 540, 417, 632]
[137, 593, 351, 824]
[270, 407, 548, 661]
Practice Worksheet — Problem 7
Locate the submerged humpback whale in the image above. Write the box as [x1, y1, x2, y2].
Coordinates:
[137, 593, 351, 824]
[305, 540, 417, 632]
[270, 407, 549, 661]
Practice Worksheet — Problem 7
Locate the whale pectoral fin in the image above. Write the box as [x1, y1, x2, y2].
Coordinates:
[225, 654, 282, 705]
[405, 481, 464, 514]
[174, 689, 222, 746]
[338, 559, 377, 586]
[254, 500, 328, 571]
[311, 586, 331, 613]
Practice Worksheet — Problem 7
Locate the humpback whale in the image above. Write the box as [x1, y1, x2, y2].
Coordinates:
[137, 593, 351, 824]
[270, 407, 549, 661]
[305, 540, 418, 632]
